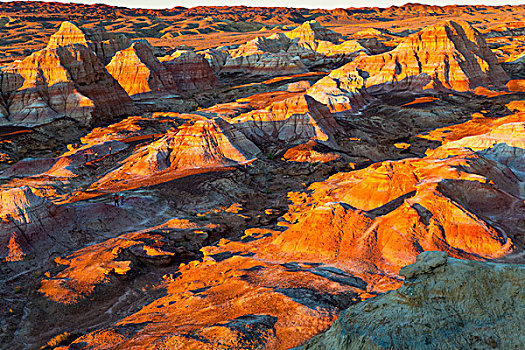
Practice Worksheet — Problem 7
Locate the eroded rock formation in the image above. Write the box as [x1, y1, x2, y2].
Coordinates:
[298, 251, 525, 350]
[203, 21, 368, 78]
[106, 41, 179, 97]
[309, 20, 509, 112]
[0, 23, 134, 126]
[46, 21, 131, 64]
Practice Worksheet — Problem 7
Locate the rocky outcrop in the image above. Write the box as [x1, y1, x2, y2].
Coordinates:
[47, 21, 131, 64]
[39, 219, 211, 304]
[283, 140, 340, 163]
[0, 38, 134, 126]
[204, 21, 367, 78]
[442, 122, 525, 179]
[228, 94, 342, 147]
[159, 50, 218, 92]
[309, 20, 509, 112]
[226, 34, 309, 76]
[0, 186, 54, 260]
[106, 41, 179, 97]
[285, 20, 343, 44]
[307, 68, 368, 112]
[269, 120, 525, 285]
[298, 251, 525, 350]
[93, 118, 260, 189]
[107, 44, 219, 98]
[0, 184, 145, 262]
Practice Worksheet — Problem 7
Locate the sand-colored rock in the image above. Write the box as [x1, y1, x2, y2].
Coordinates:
[298, 251, 525, 350]
[309, 21, 509, 112]
[0, 41, 134, 126]
[106, 41, 179, 97]
[47, 21, 132, 64]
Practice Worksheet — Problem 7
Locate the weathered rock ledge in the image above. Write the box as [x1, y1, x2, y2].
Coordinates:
[298, 251, 525, 350]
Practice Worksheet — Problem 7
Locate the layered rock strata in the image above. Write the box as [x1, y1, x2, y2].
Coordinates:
[308, 20, 509, 112]
[0, 23, 134, 126]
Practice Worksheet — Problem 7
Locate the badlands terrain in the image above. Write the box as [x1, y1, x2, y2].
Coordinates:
[0, 1, 524, 349]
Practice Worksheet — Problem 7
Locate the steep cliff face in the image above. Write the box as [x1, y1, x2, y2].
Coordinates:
[298, 251, 525, 350]
[159, 50, 219, 92]
[106, 41, 179, 97]
[0, 42, 134, 126]
[308, 20, 509, 112]
[47, 21, 132, 64]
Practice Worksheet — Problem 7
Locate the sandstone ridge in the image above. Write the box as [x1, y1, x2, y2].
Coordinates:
[309, 20, 509, 112]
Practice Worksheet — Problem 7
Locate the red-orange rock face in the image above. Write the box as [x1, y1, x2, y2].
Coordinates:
[0, 22, 134, 126]
[309, 20, 509, 112]
[92, 118, 260, 190]
[283, 140, 340, 163]
[106, 41, 179, 97]
[46, 21, 132, 64]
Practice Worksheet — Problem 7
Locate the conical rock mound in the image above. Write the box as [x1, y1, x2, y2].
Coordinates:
[285, 20, 343, 44]
[95, 118, 260, 188]
[47, 21, 131, 64]
[106, 41, 179, 97]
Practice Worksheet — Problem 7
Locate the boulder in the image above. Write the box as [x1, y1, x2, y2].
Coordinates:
[298, 252, 525, 350]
